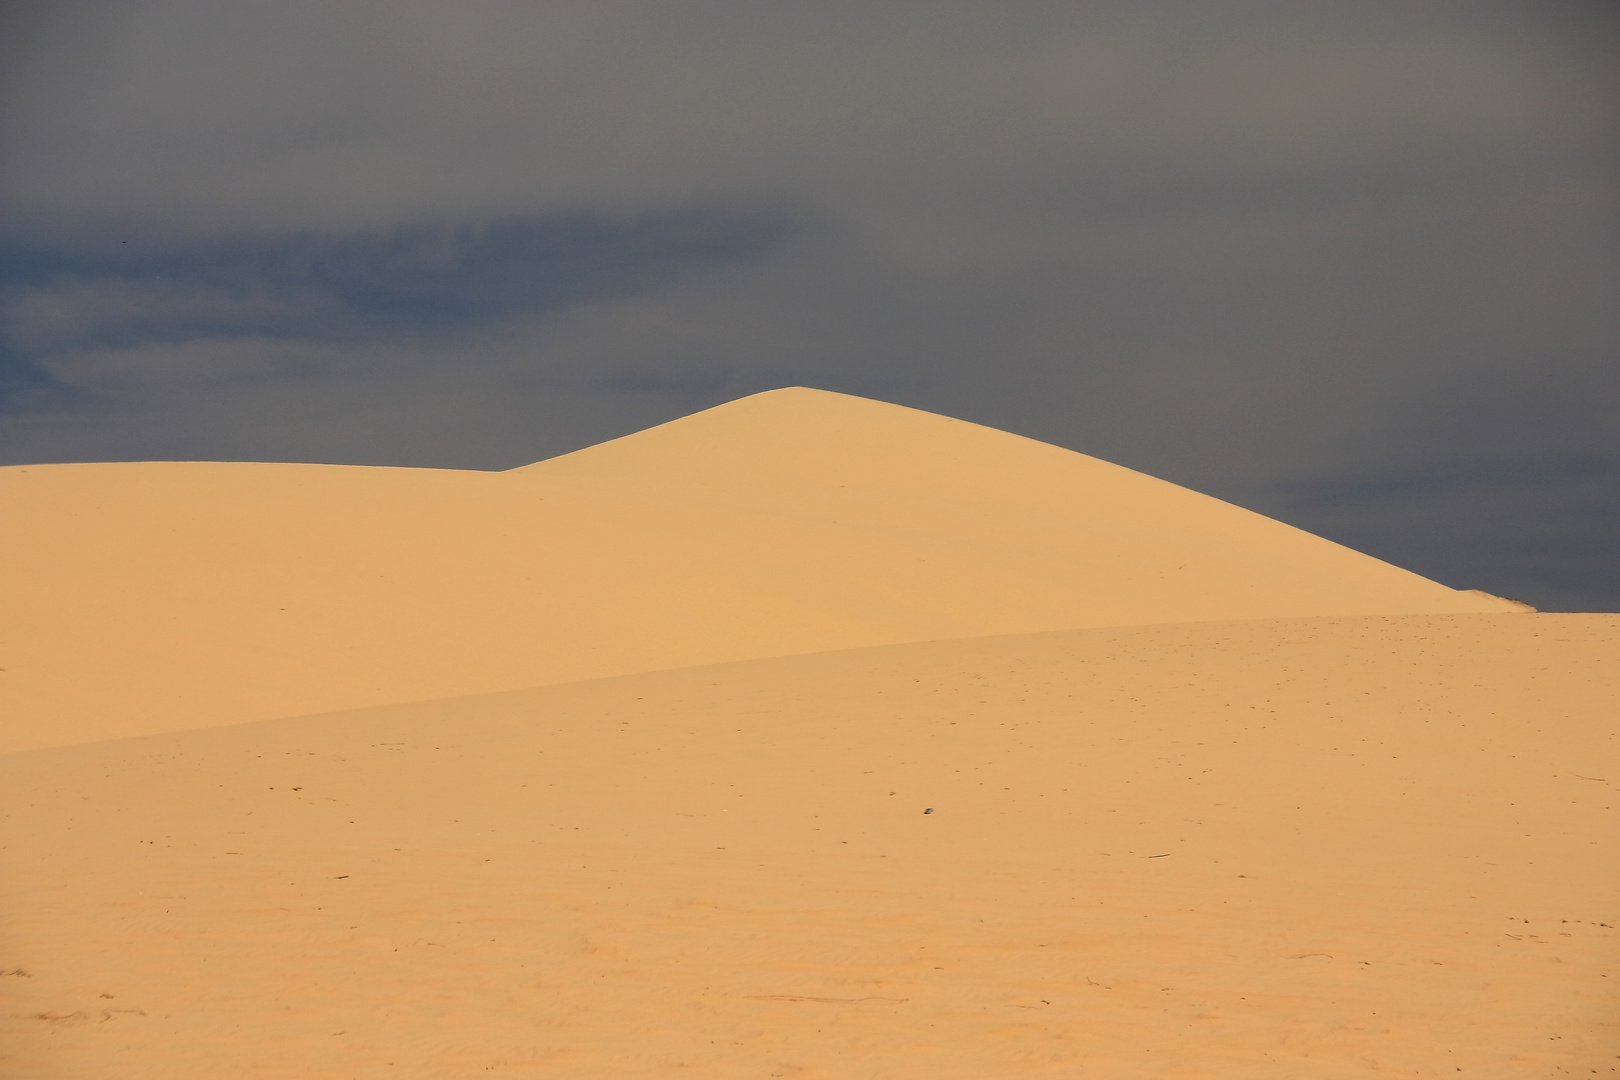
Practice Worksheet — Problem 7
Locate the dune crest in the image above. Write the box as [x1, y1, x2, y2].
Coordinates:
[1, 387, 1519, 751]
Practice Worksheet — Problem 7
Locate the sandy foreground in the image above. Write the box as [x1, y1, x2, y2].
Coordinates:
[2, 390, 1614, 1077]
[3, 615, 1616, 1078]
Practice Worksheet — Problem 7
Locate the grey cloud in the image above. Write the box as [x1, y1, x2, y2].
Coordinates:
[1, 206, 793, 354]
[1293, 455, 1615, 511]
[6, 3, 1608, 229]
[1283, 455, 1620, 613]
[0, 341, 85, 414]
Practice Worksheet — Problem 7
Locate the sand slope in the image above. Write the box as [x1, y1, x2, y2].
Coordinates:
[0, 388, 1521, 752]
[3, 613, 1614, 1078]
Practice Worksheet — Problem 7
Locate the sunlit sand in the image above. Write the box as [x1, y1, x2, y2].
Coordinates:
[2, 390, 1611, 1077]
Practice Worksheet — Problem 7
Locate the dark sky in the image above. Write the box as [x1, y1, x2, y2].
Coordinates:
[2, 2, 1616, 611]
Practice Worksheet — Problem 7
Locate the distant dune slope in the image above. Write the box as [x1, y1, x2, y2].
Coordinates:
[0, 388, 1521, 751]
[3, 614, 1613, 1077]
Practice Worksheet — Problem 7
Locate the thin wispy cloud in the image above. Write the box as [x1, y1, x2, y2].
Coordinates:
[1, 207, 795, 409]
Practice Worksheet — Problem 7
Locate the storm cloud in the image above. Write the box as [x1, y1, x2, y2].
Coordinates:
[2, 1, 1616, 609]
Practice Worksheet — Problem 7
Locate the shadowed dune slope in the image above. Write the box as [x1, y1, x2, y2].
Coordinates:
[2, 614, 1613, 1078]
[0, 388, 1521, 751]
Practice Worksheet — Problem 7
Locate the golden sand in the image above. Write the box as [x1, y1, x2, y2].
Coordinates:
[0, 389, 1516, 754]
[2, 390, 1610, 1077]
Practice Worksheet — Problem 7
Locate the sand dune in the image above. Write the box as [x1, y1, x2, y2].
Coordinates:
[0, 388, 1521, 752]
[4, 614, 1614, 1078]
[6, 389, 1603, 1076]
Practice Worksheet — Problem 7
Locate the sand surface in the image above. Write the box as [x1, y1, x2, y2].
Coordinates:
[0, 388, 1518, 753]
[3, 388, 1611, 1076]
[3, 614, 1615, 1077]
